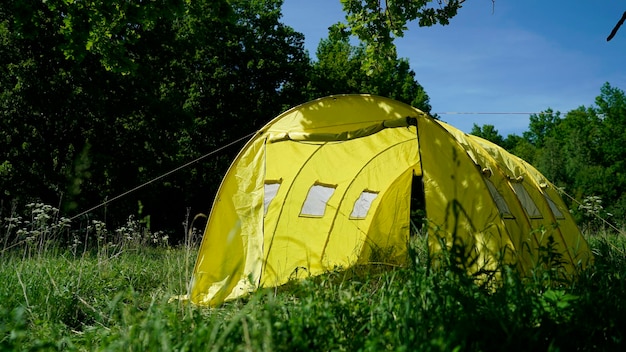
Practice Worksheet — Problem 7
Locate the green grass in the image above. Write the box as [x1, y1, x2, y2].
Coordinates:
[2, 208, 626, 350]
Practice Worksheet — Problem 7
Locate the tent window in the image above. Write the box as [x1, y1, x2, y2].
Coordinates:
[484, 178, 514, 219]
[264, 181, 281, 216]
[300, 182, 337, 217]
[350, 190, 379, 219]
[544, 193, 565, 219]
[511, 183, 542, 219]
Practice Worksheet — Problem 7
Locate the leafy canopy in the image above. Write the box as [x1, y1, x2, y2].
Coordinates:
[309, 24, 431, 112]
[471, 83, 626, 228]
[0, 0, 311, 232]
[339, 0, 466, 69]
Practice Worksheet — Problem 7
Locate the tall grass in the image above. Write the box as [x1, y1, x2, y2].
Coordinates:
[1, 205, 626, 350]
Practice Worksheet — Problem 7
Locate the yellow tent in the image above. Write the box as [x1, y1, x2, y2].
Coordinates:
[189, 95, 592, 306]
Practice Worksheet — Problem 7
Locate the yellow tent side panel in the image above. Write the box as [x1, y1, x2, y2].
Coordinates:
[418, 117, 515, 274]
[261, 126, 418, 287]
[438, 127, 531, 229]
[437, 125, 546, 274]
[323, 133, 419, 269]
[438, 124, 590, 274]
[512, 155, 592, 268]
[468, 135, 592, 272]
[357, 167, 415, 265]
[261, 140, 322, 281]
[190, 137, 266, 306]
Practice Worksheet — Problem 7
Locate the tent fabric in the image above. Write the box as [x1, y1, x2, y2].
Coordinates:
[189, 95, 592, 306]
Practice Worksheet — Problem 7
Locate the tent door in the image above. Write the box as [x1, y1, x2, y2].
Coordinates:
[410, 174, 426, 235]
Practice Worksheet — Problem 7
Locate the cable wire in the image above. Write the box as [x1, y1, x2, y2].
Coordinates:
[435, 112, 539, 115]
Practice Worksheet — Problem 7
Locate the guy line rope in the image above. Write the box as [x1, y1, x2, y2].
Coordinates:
[69, 131, 256, 221]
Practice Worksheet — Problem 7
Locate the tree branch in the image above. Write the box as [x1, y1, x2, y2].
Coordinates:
[607, 11, 626, 42]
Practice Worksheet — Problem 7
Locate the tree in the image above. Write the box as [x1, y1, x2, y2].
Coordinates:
[0, 0, 311, 233]
[525, 85, 626, 226]
[515, 109, 565, 184]
[595, 83, 626, 221]
[309, 26, 431, 112]
[522, 109, 562, 149]
[596, 83, 626, 167]
[470, 124, 504, 146]
[607, 11, 626, 41]
[339, 0, 466, 69]
[500, 134, 523, 153]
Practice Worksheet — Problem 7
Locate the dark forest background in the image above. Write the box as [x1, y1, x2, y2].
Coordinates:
[1, 0, 624, 240]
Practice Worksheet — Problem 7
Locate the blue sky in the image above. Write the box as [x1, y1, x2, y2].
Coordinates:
[281, 1, 626, 136]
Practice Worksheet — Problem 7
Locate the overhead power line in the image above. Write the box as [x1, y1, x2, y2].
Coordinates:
[435, 112, 539, 115]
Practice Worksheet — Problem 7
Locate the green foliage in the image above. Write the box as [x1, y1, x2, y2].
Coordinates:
[547, 85, 626, 224]
[0, 0, 311, 233]
[339, 0, 464, 70]
[1, 0, 442, 236]
[1, 232, 626, 350]
[492, 83, 626, 228]
[470, 123, 505, 146]
[1, 207, 625, 351]
[309, 25, 432, 112]
[523, 109, 562, 149]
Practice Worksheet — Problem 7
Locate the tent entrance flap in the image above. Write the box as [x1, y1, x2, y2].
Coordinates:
[410, 174, 427, 234]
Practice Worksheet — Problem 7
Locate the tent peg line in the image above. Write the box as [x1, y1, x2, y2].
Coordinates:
[68, 132, 256, 221]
